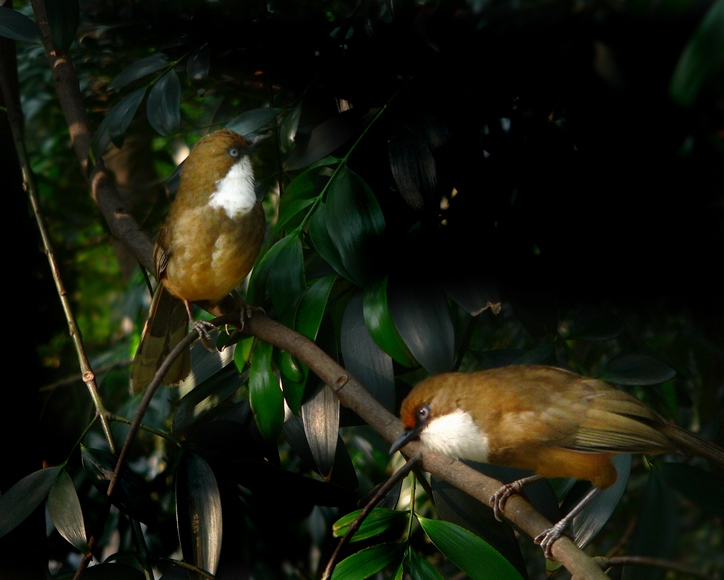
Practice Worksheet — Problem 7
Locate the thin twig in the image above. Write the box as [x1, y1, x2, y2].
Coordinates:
[597, 555, 720, 580]
[322, 453, 423, 579]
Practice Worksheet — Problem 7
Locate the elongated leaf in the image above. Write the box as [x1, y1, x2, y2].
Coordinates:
[266, 235, 306, 321]
[249, 340, 284, 441]
[108, 53, 169, 91]
[333, 508, 407, 542]
[46, 0, 79, 50]
[363, 276, 416, 367]
[600, 354, 676, 386]
[387, 276, 454, 374]
[48, 470, 89, 553]
[147, 69, 181, 136]
[296, 274, 336, 341]
[186, 44, 211, 92]
[309, 201, 354, 282]
[418, 517, 522, 580]
[332, 543, 402, 580]
[275, 197, 316, 235]
[670, 0, 724, 106]
[0, 465, 62, 538]
[226, 108, 281, 137]
[176, 452, 222, 576]
[81, 446, 155, 524]
[325, 167, 386, 288]
[341, 291, 395, 411]
[301, 382, 340, 480]
[92, 85, 147, 156]
[80, 564, 145, 579]
[0, 7, 41, 42]
[280, 101, 303, 151]
[285, 110, 359, 170]
[409, 548, 444, 580]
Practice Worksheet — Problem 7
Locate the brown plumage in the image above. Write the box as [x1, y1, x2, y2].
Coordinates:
[392, 364, 724, 557]
[131, 130, 266, 394]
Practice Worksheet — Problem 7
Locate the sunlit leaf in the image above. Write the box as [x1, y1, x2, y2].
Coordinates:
[332, 543, 402, 580]
[333, 508, 407, 542]
[147, 69, 181, 136]
[418, 517, 523, 580]
[280, 101, 303, 151]
[0, 465, 62, 538]
[176, 452, 222, 576]
[301, 382, 340, 480]
[0, 7, 41, 42]
[48, 470, 88, 553]
[249, 340, 284, 441]
[363, 276, 416, 367]
[108, 53, 169, 91]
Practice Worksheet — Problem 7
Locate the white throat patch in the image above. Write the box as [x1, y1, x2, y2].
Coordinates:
[208, 157, 256, 218]
[420, 409, 490, 462]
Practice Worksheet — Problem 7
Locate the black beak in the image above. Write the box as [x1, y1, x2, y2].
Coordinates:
[389, 428, 419, 454]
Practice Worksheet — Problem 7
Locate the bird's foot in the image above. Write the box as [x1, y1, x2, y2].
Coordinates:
[239, 303, 265, 332]
[490, 481, 526, 522]
[534, 522, 568, 559]
[192, 320, 217, 351]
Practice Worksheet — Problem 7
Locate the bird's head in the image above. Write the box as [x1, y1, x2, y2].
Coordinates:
[389, 374, 491, 462]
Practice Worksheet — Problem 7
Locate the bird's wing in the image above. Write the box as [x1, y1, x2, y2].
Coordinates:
[154, 229, 171, 279]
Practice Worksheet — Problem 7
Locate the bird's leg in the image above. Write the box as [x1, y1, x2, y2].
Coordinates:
[535, 486, 603, 559]
[184, 300, 216, 351]
[490, 474, 544, 521]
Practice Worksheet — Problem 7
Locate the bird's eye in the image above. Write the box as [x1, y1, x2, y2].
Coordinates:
[417, 405, 431, 423]
[228, 146, 241, 158]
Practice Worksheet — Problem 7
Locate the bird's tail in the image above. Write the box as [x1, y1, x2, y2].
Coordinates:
[661, 422, 724, 468]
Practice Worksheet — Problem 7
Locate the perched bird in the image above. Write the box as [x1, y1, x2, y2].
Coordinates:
[130, 129, 266, 394]
[390, 364, 724, 557]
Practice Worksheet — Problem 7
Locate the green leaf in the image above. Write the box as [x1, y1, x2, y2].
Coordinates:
[93, 85, 147, 156]
[147, 69, 181, 136]
[108, 53, 169, 91]
[600, 354, 676, 386]
[47, 470, 89, 553]
[0, 6, 41, 42]
[280, 101, 303, 151]
[363, 276, 416, 367]
[275, 197, 316, 235]
[309, 201, 354, 282]
[417, 516, 523, 580]
[186, 44, 211, 93]
[46, 0, 79, 50]
[670, 0, 724, 106]
[301, 382, 340, 480]
[296, 274, 337, 341]
[267, 235, 306, 321]
[176, 452, 222, 576]
[332, 543, 402, 580]
[325, 166, 386, 288]
[0, 465, 62, 538]
[409, 548, 444, 580]
[226, 108, 281, 137]
[333, 508, 407, 542]
[249, 340, 284, 441]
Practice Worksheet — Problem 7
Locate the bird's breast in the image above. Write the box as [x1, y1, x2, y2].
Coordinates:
[420, 409, 491, 462]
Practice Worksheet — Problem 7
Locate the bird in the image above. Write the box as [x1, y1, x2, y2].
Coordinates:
[130, 129, 266, 394]
[390, 364, 724, 558]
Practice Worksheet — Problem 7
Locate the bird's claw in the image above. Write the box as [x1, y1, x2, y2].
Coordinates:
[239, 303, 264, 332]
[192, 320, 216, 351]
[490, 481, 526, 522]
[534, 522, 567, 559]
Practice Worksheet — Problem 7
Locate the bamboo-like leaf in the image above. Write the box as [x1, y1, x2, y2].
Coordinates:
[409, 548, 444, 580]
[309, 201, 354, 282]
[333, 508, 407, 542]
[108, 53, 169, 91]
[0, 6, 41, 43]
[226, 108, 281, 137]
[363, 276, 416, 367]
[418, 516, 523, 580]
[48, 470, 89, 553]
[249, 340, 284, 441]
[176, 452, 222, 576]
[332, 543, 402, 580]
[267, 234, 306, 321]
[0, 465, 62, 538]
[280, 101, 303, 151]
[147, 69, 181, 136]
[93, 85, 147, 157]
[600, 354, 676, 386]
[46, 0, 79, 51]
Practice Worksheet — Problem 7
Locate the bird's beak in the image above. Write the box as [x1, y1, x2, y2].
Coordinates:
[389, 428, 419, 455]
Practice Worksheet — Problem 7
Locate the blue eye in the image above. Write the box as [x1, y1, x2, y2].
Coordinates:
[228, 147, 241, 158]
[418, 405, 431, 422]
